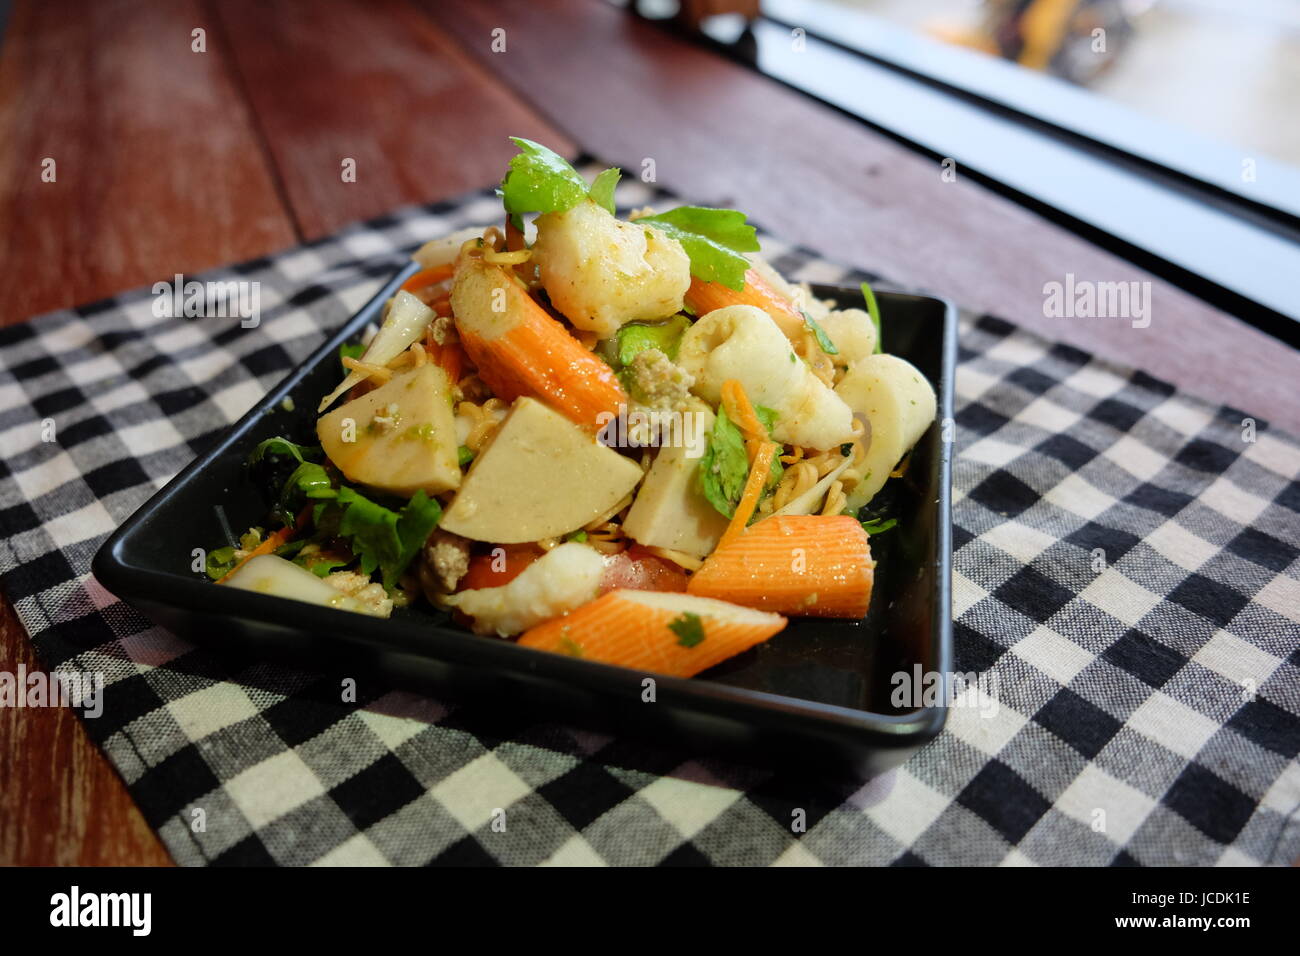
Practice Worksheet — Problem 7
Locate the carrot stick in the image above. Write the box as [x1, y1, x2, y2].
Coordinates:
[401, 263, 454, 292]
[518, 589, 786, 678]
[684, 268, 805, 340]
[719, 440, 777, 550]
[217, 507, 311, 584]
[689, 514, 874, 618]
[451, 257, 626, 431]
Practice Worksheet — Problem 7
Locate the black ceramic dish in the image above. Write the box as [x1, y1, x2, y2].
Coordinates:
[94, 264, 956, 778]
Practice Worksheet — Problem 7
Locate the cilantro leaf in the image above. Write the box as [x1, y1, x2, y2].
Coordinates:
[698, 405, 783, 520]
[698, 405, 749, 519]
[639, 206, 759, 290]
[498, 137, 621, 226]
[318, 487, 442, 592]
[588, 166, 621, 215]
[860, 280, 882, 354]
[802, 311, 839, 356]
[669, 611, 706, 648]
[499, 137, 590, 224]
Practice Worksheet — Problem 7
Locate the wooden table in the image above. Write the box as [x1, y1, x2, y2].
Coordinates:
[2, 0, 1296, 866]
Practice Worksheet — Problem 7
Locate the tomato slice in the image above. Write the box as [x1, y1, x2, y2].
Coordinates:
[459, 545, 543, 591]
[599, 546, 688, 594]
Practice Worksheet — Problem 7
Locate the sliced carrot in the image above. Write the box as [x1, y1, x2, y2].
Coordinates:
[401, 263, 454, 293]
[216, 507, 310, 584]
[518, 589, 786, 678]
[719, 440, 777, 550]
[451, 257, 626, 431]
[689, 514, 875, 619]
[720, 379, 767, 448]
[684, 268, 805, 340]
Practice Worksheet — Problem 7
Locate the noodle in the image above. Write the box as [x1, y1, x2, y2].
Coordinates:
[340, 356, 393, 385]
[458, 397, 508, 452]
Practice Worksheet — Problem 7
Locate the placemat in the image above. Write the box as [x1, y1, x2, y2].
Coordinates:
[1, 174, 1297, 866]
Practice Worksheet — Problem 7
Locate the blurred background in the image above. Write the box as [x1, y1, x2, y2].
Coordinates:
[840, 0, 1300, 166]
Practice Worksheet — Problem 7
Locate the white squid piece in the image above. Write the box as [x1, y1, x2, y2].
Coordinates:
[677, 305, 856, 451]
[442, 542, 605, 637]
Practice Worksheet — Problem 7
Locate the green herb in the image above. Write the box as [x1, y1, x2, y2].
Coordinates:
[566, 530, 589, 543]
[669, 612, 706, 648]
[249, 436, 320, 466]
[498, 137, 621, 228]
[698, 406, 749, 519]
[297, 552, 350, 577]
[588, 167, 621, 215]
[457, 445, 475, 467]
[205, 546, 238, 581]
[248, 438, 327, 527]
[698, 405, 783, 520]
[311, 487, 442, 592]
[615, 314, 691, 366]
[802, 310, 839, 356]
[860, 280, 882, 354]
[638, 206, 759, 290]
[339, 341, 365, 370]
[860, 517, 897, 535]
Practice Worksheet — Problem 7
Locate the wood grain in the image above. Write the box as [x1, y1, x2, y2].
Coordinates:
[0, 601, 170, 865]
[0, 0, 300, 866]
[0, 0, 297, 323]
[209, 0, 577, 238]
[430, 0, 1300, 432]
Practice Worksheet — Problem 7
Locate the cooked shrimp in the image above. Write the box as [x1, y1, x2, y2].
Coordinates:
[532, 200, 690, 337]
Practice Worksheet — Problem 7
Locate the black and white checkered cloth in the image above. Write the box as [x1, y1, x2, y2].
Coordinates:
[2, 175, 1297, 866]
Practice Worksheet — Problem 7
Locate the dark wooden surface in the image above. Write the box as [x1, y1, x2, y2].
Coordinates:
[1, 0, 1295, 865]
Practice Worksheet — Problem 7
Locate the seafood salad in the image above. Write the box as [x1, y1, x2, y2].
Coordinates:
[211, 138, 937, 678]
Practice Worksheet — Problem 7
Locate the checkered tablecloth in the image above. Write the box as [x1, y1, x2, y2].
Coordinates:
[2, 174, 1297, 866]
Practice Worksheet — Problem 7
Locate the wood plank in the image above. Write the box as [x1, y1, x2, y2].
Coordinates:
[210, 0, 578, 238]
[428, 0, 1300, 432]
[0, 602, 171, 865]
[0, 0, 297, 322]
[0, 0, 303, 865]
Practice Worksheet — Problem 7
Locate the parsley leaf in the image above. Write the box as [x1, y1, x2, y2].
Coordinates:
[669, 611, 706, 648]
[802, 310, 839, 356]
[588, 167, 621, 215]
[860, 280, 883, 354]
[638, 206, 759, 290]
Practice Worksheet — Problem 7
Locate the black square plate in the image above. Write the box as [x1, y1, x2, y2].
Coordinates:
[94, 265, 956, 778]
